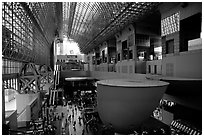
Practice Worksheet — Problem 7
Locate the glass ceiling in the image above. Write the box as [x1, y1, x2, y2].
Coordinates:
[63, 2, 160, 53]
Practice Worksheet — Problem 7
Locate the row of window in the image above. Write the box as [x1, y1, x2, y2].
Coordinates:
[3, 78, 18, 90]
[2, 58, 22, 74]
[57, 59, 79, 62]
[148, 65, 157, 74]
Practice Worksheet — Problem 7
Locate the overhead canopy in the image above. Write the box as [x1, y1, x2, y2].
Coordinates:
[62, 2, 160, 54]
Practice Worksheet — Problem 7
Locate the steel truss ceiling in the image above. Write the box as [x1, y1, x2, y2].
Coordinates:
[2, 2, 62, 65]
[63, 2, 160, 53]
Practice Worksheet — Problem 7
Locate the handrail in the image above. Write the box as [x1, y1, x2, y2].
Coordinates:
[49, 69, 60, 105]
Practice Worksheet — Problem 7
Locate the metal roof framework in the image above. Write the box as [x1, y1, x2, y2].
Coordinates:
[63, 2, 160, 54]
[2, 2, 62, 65]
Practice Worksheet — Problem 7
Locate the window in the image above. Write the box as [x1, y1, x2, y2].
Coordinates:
[166, 39, 174, 54]
[97, 60, 100, 65]
[149, 65, 151, 73]
[110, 57, 115, 64]
[138, 51, 145, 61]
[136, 34, 150, 47]
[154, 65, 157, 74]
[161, 12, 180, 36]
[95, 52, 100, 65]
[92, 56, 95, 65]
[129, 50, 133, 59]
[128, 34, 134, 47]
[122, 40, 128, 60]
[96, 52, 100, 58]
[117, 53, 120, 61]
[180, 13, 202, 52]
[102, 50, 106, 63]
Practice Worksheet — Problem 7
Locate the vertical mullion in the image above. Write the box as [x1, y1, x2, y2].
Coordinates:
[11, 2, 14, 57]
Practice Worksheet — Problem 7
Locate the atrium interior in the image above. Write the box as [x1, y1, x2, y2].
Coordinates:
[2, 2, 202, 135]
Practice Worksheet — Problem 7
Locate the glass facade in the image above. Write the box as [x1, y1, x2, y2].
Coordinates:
[2, 2, 61, 65]
[2, 58, 22, 74]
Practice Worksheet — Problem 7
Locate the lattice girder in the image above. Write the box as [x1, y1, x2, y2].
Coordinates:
[38, 64, 54, 90]
[18, 63, 41, 94]
[19, 76, 40, 94]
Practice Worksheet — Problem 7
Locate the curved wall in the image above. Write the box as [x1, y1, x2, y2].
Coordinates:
[97, 82, 168, 133]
